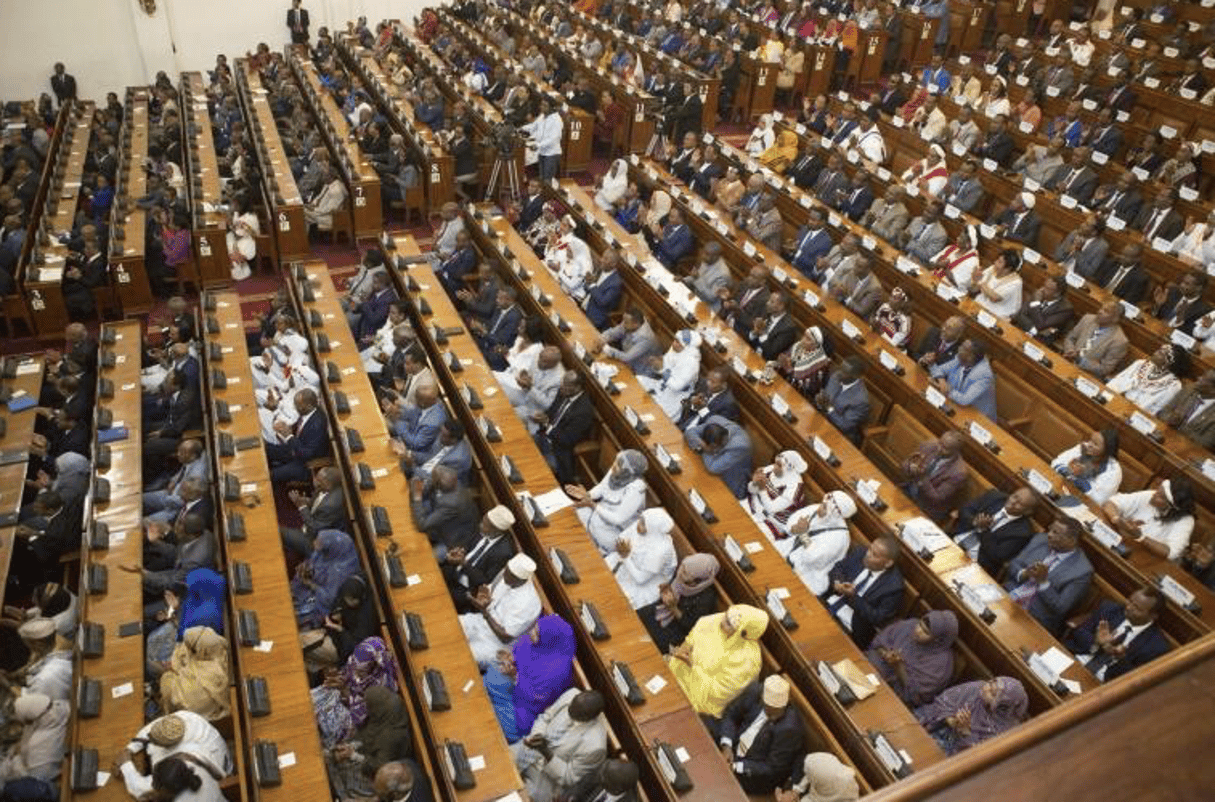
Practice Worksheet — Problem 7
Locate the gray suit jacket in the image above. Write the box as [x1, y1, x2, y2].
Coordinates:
[1046, 164, 1098, 205]
[835, 271, 885, 318]
[904, 218, 948, 264]
[1062, 314, 1129, 379]
[867, 199, 909, 243]
[822, 373, 871, 441]
[300, 487, 349, 536]
[410, 485, 480, 550]
[1004, 533, 1093, 635]
[1053, 233, 1109, 279]
[942, 174, 984, 213]
[602, 321, 660, 374]
[1159, 386, 1215, 450]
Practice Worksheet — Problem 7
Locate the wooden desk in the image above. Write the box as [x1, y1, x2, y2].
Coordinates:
[203, 293, 330, 802]
[0, 355, 47, 597]
[469, 211, 945, 789]
[334, 40, 455, 211]
[111, 90, 153, 316]
[438, 9, 595, 175]
[69, 320, 143, 802]
[289, 251, 524, 802]
[20, 102, 93, 335]
[389, 238, 751, 801]
[286, 50, 382, 238]
[180, 73, 230, 287]
[233, 59, 309, 262]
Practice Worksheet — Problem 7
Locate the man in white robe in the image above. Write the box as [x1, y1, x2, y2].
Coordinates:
[460, 553, 542, 667]
[118, 711, 234, 798]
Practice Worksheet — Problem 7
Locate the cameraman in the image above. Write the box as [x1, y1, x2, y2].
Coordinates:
[520, 97, 563, 182]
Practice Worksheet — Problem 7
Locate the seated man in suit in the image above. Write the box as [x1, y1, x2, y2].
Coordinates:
[511, 689, 607, 802]
[649, 206, 693, 269]
[388, 381, 446, 456]
[455, 263, 499, 323]
[1044, 146, 1098, 205]
[676, 366, 740, 431]
[828, 257, 884, 319]
[940, 159, 985, 214]
[685, 241, 731, 310]
[815, 356, 871, 443]
[1061, 301, 1129, 380]
[516, 178, 546, 232]
[534, 371, 595, 485]
[1151, 270, 1211, 335]
[280, 466, 349, 557]
[985, 191, 1041, 249]
[264, 388, 329, 483]
[1092, 243, 1150, 305]
[1063, 588, 1169, 682]
[471, 286, 523, 370]
[1134, 188, 1184, 244]
[784, 208, 833, 279]
[1158, 369, 1215, 449]
[748, 292, 799, 361]
[351, 271, 399, 343]
[582, 251, 624, 330]
[435, 230, 478, 297]
[952, 487, 1038, 578]
[410, 465, 480, 559]
[500, 345, 564, 433]
[1004, 516, 1093, 636]
[441, 503, 517, 609]
[595, 307, 660, 375]
[714, 675, 804, 795]
[144, 473, 213, 529]
[821, 537, 904, 648]
[723, 266, 772, 337]
[561, 758, 640, 802]
[143, 368, 203, 477]
[928, 339, 997, 420]
[142, 438, 209, 516]
[1012, 274, 1074, 347]
[900, 201, 948, 264]
[901, 431, 968, 524]
[685, 414, 754, 499]
[913, 314, 966, 369]
[397, 418, 473, 485]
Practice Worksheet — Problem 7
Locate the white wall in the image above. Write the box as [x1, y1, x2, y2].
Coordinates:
[0, 0, 431, 102]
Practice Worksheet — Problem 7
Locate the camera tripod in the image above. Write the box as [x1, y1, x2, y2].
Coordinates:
[484, 153, 522, 203]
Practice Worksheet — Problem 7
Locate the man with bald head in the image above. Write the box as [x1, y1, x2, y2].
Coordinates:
[280, 466, 349, 556]
[900, 431, 969, 524]
[387, 380, 447, 455]
[143, 439, 209, 515]
[953, 486, 1040, 577]
[265, 388, 329, 483]
[913, 314, 966, 369]
[373, 759, 435, 802]
[562, 757, 641, 802]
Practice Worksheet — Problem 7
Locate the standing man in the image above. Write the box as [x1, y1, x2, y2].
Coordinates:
[50, 63, 76, 107]
[287, 0, 311, 45]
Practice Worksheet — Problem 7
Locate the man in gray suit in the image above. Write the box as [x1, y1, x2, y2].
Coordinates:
[829, 258, 885, 318]
[596, 308, 659, 374]
[862, 186, 909, 243]
[1044, 147, 1099, 205]
[815, 357, 871, 442]
[1004, 516, 1093, 636]
[1052, 218, 1108, 279]
[1158, 370, 1215, 449]
[812, 152, 850, 208]
[1061, 301, 1129, 380]
[685, 415, 754, 499]
[685, 241, 730, 309]
[941, 159, 985, 214]
[281, 467, 349, 557]
[410, 464, 480, 558]
[900, 200, 948, 264]
[398, 418, 474, 485]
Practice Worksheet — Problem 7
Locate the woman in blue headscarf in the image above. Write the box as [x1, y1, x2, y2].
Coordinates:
[146, 568, 227, 682]
[483, 614, 577, 742]
[291, 530, 361, 628]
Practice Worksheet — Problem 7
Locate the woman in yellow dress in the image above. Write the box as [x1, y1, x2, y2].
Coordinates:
[668, 604, 769, 717]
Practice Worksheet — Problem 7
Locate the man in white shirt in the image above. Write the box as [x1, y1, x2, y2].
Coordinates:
[429, 202, 465, 261]
[118, 711, 233, 798]
[847, 111, 887, 165]
[15, 618, 73, 702]
[460, 553, 542, 667]
[0, 693, 68, 788]
[1063, 589, 1169, 682]
[499, 345, 564, 432]
[522, 98, 564, 182]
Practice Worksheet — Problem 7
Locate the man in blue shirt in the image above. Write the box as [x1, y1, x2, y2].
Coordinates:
[929, 339, 997, 420]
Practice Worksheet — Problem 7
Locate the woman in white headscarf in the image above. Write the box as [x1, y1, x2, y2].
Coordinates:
[747, 450, 809, 539]
[775, 752, 860, 802]
[569, 450, 650, 552]
[642, 190, 672, 231]
[545, 216, 594, 301]
[786, 491, 859, 592]
[638, 329, 703, 420]
[605, 507, 679, 609]
[594, 159, 629, 210]
[745, 114, 777, 157]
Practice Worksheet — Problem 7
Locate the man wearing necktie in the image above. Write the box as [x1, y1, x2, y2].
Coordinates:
[563, 758, 641, 802]
[1004, 517, 1093, 635]
[1158, 369, 1215, 448]
[1151, 271, 1211, 335]
[821, 537, 904, 647]
[471, 288, 522, 370]
[785, 209, 832, 278]
[534, 371, 594, 483]
[1134, 189, 1183, 244]
[1063, 589, 1168, 681]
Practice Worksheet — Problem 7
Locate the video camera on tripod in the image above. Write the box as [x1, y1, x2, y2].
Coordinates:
[490, 121, 520, 156]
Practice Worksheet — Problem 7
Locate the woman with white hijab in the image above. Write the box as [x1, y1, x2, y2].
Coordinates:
[605, 507, 679, 609]
[786, 491, 859, 593]
[546, 216, 594, 302]
[569, 450, 650, 552]
[775, 752, 860, 802]
[745, 115, 777, 157]
[638, 330, 703, 420]
[594, 159, 629, 210]
[746, 451, 809, 538]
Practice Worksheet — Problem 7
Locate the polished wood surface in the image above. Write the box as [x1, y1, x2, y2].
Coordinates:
[181, 72, 231, 287]
[0, 356, 48, 595]
[111, 91, 153, 316]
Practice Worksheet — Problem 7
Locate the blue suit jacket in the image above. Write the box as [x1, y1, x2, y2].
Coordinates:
[684, 415, 754, 499]
[394, 402, 447, 454]
[355, 287, 398, 340]
[478, 304, 522, 351]
[1062, 600, 1169, 681]
[838, 184, 874, 222]
[921, 65, 951, 94]
[1004, 533, 1093, 636]
[583, 270, 623, 330]
[413, 436, 473, 485]
[656, 223, 693, 268]
[930, 356, 996, 420]
[789, 226, 833, 277]
[437, 246, 477, 294]
[265, 409, 329, 464]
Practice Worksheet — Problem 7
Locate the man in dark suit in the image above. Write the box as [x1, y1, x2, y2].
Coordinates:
[1158, 369, 1215, 449]
[785, 209, 834, 279]
[748, 293, 798, 361]
[1083, 108, 1123, 157]
[1005, 516, 1093, 636]
[1012, 275, 1074, 347]
[837, 172, 874, 222]
[517, 179, 546, 231]
[901, 432, 968, 524]
[787, 147, 826, 191]
[650, 207, 694, 269]
[677, 366, 741, 430]
[534, 371, 595, 484]
[913, 315, 966, 369]
[50, 63, 76, 106]
[287, 0, 310, 44]
[812, 153, 849, 208]
[1093, 243, 1150, 305]
[1044, 147, 1099, 205]
[714, 676, 805, 794]
[352, 272, 399, 342]
[971, 114, 1015, 168]
[1134, 189, 1185, 244]
[436, 231, 478, 296]
[941, 159, 985, 214]
[143, 369, 203, 475]
[689, 144, 724, 198]
[986, 191, 1041, 248]
[411, 464, 480, 557]
[815, 357, 871, 443]
[725, 266, 771, 337]
[471, 287, 522, 370]
[455, 264, 499, 323]
[1151, 270, 1211, 335]
[1104, 76, 1137, 112]
[559, 758, 640, 802]
[442, 504, 517, 611]
[582, 254, 624, 331]
[1052, 219, 1109, 281]
[265, 389, 329, 483]
[1063, 589, 1169, 682]
[821, 538, 904, 648]
[281, 466, 349, 557]
[953, 488, 1038, 578]
[672, 83, 704, 143]
[9, 491, 83, 591]
[373, 760, 434, 802]
[1090, 172, 1142, 224]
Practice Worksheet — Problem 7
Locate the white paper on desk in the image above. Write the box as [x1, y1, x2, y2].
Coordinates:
[645, 674, 668, 695]
[468, 755, 487, 772]
[1061, 678, 1082, 695]
[278, 752, 297, 768]
[899, 517, 954, 552]
[111, 681, 134, 698]
[1041, 646, 1075, 676]
[533, 486, 577, 516]
[15, 361, 41, 375]
[254, 640, 274, 653]
[971, 583, 1005, 604]
[95, 770, 112, 787]
[770, 586, 791, 600]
